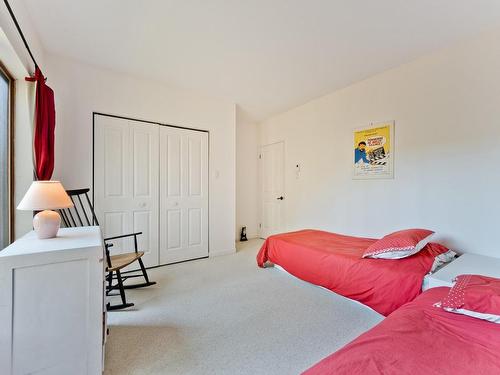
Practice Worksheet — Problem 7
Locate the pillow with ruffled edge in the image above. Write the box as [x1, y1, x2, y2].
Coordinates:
[362, 228, 434, 259]
[435, 274, 500, 324]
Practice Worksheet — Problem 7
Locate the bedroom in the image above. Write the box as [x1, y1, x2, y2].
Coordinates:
[1, 1, 500, 374]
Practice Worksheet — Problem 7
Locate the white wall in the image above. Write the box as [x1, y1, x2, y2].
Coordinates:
[45, 54, 236, 256]
[235, 106, 259, 240]
[259, 28, 500, 257]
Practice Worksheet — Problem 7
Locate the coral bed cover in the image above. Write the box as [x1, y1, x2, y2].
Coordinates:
[303, 287, 500, 374]
[257, 229, 448, 316]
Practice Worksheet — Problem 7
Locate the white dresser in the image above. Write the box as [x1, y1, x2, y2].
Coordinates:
[0, 226, 106, 375]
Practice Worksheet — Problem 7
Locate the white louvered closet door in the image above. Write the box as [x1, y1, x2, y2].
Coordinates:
[94, 115, 160, 267]
[159, 126, 209, 264]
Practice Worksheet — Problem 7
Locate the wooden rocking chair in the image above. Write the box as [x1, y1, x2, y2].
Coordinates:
[59, 188, 156, 310]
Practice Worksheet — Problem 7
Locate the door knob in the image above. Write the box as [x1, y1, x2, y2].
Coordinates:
[276, 196, 284, 200]
[139, 202, 146, 208]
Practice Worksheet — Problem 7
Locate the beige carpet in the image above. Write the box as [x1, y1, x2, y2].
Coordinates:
[104, 239, 382, 375]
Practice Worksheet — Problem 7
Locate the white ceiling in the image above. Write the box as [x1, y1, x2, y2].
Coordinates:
[20, 0, 500, 121]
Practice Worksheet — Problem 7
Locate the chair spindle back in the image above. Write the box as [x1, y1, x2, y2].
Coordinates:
[59, 188, 100, 228]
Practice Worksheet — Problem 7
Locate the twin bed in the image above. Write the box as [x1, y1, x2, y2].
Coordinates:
[303, 286, 500, 374]
[257, 229, 500, 374]
[257, 229, 449, 315]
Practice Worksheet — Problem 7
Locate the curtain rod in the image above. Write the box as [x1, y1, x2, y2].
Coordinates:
[3, 0, 39, 70]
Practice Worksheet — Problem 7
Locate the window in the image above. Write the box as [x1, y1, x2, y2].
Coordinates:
[0, 62, 13, 248]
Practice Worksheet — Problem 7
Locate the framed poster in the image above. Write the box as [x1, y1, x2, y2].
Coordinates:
[353, 121, 394, 179]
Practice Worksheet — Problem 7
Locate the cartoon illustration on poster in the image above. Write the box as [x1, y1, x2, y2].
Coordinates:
[353, 122, 394, 179]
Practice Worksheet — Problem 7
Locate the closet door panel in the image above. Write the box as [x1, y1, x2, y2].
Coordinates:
[166, 134, 182, 197]
[95, 116, 133, 252]
[129, 122, 160, 267]
[187, 136, 202, 196]
[184, 132, 208, 255]
[160, 130, 181, 263]
[160, 127, 208, 264]
[188, 208, 202, 246]
[133, 130, 153, 197]
[166, 209, 182, 250]
[94, 115, 159, 267]
[133, 210, 152, 256]
[103, 126, 126, 198]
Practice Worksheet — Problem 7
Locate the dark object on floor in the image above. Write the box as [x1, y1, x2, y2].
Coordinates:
[58, 188, 156, 310]
[240, 226, 248, 241]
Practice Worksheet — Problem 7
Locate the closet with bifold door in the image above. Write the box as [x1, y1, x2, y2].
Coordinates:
[93, 114, 209, 267]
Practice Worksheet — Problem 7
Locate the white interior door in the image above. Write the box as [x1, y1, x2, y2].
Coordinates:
[159, 126, 209, 264]
[94, 115, 160, 267]
[261, 141, 285, 238]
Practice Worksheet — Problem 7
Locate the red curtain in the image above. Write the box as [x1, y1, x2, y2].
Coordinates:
[25, 67, 56, 180]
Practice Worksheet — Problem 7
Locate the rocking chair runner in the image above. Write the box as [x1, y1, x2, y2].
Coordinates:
[59, 188, 156, 310]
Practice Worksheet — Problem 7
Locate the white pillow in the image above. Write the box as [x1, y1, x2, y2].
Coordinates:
[429, 250, 457, 273]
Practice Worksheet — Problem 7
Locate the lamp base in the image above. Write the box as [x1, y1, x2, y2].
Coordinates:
[33, 210, 61, 239]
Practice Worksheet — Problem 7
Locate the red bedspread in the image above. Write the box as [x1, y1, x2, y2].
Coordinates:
[257, 230, 447, 316]
[303, 287, 500, 375]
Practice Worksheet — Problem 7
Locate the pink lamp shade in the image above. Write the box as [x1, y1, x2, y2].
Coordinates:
[17, 181, 73, 239]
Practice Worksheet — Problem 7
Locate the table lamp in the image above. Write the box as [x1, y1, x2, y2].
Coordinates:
[17, 181, 74, 239]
